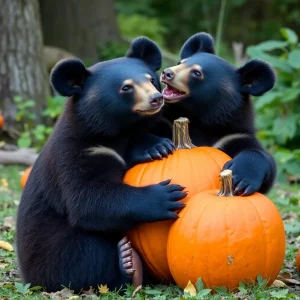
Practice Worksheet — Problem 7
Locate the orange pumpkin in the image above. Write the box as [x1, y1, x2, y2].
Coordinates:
[124, 118, 231, 282]
[0, 115, 4, 128]
[296, 249, 300, 272]
[21, 166, 32, 188]
[167, 169, 286, 290]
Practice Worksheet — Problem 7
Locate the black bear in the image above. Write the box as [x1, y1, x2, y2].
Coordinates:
[16, 37, 187, 293]
[160, 32, 276, 196]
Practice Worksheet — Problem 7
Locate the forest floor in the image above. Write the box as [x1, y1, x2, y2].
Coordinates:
[0, 165, 300, 300]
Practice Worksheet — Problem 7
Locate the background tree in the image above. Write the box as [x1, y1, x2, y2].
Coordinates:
[39, 0, 120, 64]
[0, 0, 49, 137]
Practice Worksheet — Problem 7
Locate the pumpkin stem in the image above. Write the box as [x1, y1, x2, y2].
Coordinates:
[172, 117, 196, 150]
[217, 169, 234, 197]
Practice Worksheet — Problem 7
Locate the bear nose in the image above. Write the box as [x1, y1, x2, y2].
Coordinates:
[150, 93, 164, 107]
[162, 68, 174, 81]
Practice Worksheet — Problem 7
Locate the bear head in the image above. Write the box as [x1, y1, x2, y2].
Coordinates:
[160, 32, 276, 125]
[50, 36, 164, 136]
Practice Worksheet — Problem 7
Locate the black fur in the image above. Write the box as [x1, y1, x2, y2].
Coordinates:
[126, 36, 162, 72]
[180, 32, 215, 59]
[160, 32, 276, 196]
[16, 37, 186, 293]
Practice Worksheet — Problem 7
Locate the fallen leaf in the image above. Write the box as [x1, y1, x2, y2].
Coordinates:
[183, 280, 197, 297]
[42, 287, 74, 299]
[3, 216, 15, 229]
[233, 291, 249, 299]
[132, 285, 142, 297]
[0, 241, 13, 251]
[1, 178, 8, 188]
[280, 278, 300, 286]
[98, 284, 109, 294]
[81, 286, 95, 295]
[271, 280, 286, 287]
[278, 272, 292, 280]
[0, 263, 9, 269]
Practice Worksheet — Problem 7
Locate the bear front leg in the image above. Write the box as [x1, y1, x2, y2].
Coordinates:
[222, 149, 276, 196]
[126, 133, 174, 167]
[215, 133, 276, 196]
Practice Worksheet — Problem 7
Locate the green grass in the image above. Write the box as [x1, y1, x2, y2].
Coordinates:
[0, 165, 300, 299]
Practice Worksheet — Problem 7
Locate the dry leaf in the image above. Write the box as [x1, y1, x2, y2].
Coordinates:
[3, 216, 15, 229]
[0, 241, 13, 251]
[183, 280, 197, 297]
[42, 287, 74, 299]
[1, 178, 8, 188]
[281, 278, 300, 286]
[81, 286, 95, 295]
[132, 285, 142, 297]
[271, 280, 286, 288]
[0, 263, 9, 269]
[278, 272, 292, 280]
[98, 284, 109, 294]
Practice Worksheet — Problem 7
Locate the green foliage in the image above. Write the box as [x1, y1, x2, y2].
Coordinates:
[97, 40, 129, 61]
[247, 28, 300, 182]
[118, 14, 167, 48]
[14, 95, 64, 151]
[97, 13, 168, 62]
[14, 282, 31, 295]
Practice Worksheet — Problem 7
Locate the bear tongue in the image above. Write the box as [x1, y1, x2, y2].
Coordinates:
[164, 85, 185, 96]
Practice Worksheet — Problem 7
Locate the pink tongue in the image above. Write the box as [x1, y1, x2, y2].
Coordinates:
[164, 87, 173, 96]
[164, 86, 182, 96]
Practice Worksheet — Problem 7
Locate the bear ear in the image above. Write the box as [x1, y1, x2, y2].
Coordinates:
[50, 58, 90, 97]
[238, 59, 276, 96]
[180, 32, 215, 59]
[126, 36, 162, 72]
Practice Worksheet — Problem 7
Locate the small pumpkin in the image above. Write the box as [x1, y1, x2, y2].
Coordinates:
[21, 166, 32, 188]
[296, 249, 300, 272]
[124, 118, 231, 282]
[167, 169, 286, 290]
[0, 115, 4, 128]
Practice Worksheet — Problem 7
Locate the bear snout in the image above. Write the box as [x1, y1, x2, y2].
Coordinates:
[161, 68, 174, 81]
[150, 93, 164, 107]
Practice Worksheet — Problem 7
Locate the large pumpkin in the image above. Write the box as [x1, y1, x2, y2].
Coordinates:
[21, 166, 32, 188]
[0, 115, 4, 128]
[124, 118, 231, 282]
[296, 249, 300, 272]
[167, 169, 286, 290]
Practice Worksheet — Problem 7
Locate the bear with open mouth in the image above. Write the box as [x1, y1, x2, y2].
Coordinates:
[159, 32, 276, 196]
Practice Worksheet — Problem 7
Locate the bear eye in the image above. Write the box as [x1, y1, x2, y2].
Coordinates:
[150, 77, 155, 85]
[192, 70, 203, 78]
[121, 85, 133, 92]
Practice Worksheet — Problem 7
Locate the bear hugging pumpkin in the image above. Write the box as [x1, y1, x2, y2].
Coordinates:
[124, 117, 231, 282]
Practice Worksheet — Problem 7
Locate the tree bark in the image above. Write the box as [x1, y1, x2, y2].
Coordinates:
[39, 0, 120, 63]
[0, 0, 49, 135]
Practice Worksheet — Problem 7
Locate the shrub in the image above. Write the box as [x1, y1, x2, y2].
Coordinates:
[247, 28, 300, 183]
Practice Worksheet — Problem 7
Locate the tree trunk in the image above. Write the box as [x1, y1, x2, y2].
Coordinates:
[39, 0, 120, 63]
[0, 0, 49, 136]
